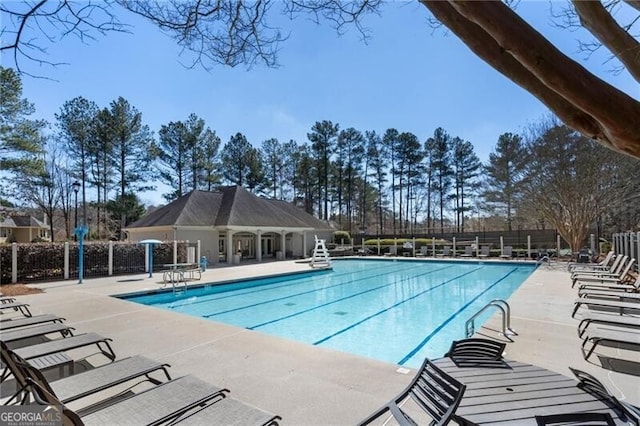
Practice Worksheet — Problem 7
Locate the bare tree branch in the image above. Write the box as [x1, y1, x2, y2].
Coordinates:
[571, 0, 640, 82]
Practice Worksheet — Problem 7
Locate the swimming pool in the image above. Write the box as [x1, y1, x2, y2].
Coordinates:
[121, 259, 536, 368]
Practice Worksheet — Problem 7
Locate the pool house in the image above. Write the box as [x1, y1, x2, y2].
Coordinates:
[125, 185, 333, 265]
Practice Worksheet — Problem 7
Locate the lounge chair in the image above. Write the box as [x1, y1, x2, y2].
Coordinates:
[572, 297, 640, 318]
[1, 341, 172, 406]
[0, 314, 65, 331]
[569, 367, 640, 425]
[571, 256, 631, 287]
[568, 251, 614, 272]
[500, 246, 513, 259]
[478, 246, 490, 258]
[358, 358, 466, 425]
[0, 301, 31, 317]
[577, 274, 640, 294]
[580, 325, 640, 360]
[576, 312, 640, 338]
[26, 374, 227, 425]
[0, 296, 16, 304]
[26, 365, 281, 426]
[571, 254, 625, 279]
[460, 246, 473, 258]
[436, 246, 451, 258]
[13, 332, 115, 363]
[1, 322, 74, 346]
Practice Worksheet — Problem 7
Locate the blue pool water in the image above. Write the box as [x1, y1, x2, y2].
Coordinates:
[121, 259, 536, 368]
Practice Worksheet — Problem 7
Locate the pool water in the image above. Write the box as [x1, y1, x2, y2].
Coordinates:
[121, 259, 536, 368]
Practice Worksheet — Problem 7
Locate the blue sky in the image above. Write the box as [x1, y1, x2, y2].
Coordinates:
[10, 1, 638, 206]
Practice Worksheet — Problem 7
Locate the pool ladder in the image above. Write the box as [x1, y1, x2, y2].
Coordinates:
[465, 299, 518, 341]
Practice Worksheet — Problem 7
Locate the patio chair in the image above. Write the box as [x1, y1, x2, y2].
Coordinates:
[2, 322, 74, 346]
[358, 358, 466, 426]
[445, 338, 506, 360]
[569, 367, 640, 425]
[444, 338, 507, 368]
[500, 246, 513, 259]
[1, 341, 172, 406]
[460, 246, 473, 258]
[164, 395, 282, 425]
[0, 296, 16, 304]
[478, 246, 490, 258]
[0, 314, 65, 331]
[580, 325, 640, 360]
[0, 301, 32, 317]
[577, 312, 640, 338]
[436, 246, 451, 258]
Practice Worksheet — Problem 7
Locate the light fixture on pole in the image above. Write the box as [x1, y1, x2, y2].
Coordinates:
[72, 181, 81, 241]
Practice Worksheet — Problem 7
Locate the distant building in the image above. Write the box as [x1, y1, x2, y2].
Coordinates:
[125, 186, 333, 264]
[0, 215, 50, 243]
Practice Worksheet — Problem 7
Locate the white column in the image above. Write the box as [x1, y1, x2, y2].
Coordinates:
[12, 243, 17, 283]
[303, 231, 308, 258]
[173, 240, 178, 264]
[280, 231, 286, 260]
[500, 236, 504, 256]
[226, 231, 234, 264]
[256, 230, 262, 262]
[64, 242, 70, 279]
[475, 236, 479, 257]
[108, 241, 113, 276]
[377, 238, 380, 256]
[432, 237, 436, 257]
[527, 235, 531, 259]
[197, 240, 201, 264]
[452, 237, 457, 257]
[412, 237, 416, 257]
[557, 235, 561, 254]
[212, 230, 220, 265]
[590, 234, 596, 255]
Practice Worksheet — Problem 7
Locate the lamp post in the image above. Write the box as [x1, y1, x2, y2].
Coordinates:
[72, 181, 81, 240]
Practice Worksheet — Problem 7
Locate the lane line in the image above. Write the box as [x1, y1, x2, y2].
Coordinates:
[397, 267, 519, 365]
[313, 267, 485, 345]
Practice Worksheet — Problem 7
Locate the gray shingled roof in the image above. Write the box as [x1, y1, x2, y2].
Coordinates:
[128, 186, 332, 230]
[2, 216, 46, 228]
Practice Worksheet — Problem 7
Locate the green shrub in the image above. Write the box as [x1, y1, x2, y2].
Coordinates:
[333, 231, 351, 244]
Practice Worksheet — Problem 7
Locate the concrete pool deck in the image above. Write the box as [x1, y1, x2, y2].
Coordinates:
[4, 257, 640, 424]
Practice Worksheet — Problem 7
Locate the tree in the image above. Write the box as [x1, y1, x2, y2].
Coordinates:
[56, 96, 99, 224]
[450, 137, 481, 233]
[90, 107, 115, 239]
[337, 127, 365, 232]
[153, 121, 189, 201]
[426, 127, 453, 233]
[105, 193, 146, 239]
[396, 132, 423, 233]
[14, 134, 60, 240]
[261, 138, 285, 199]
[0, 66, 45, 196]
[382, 128, 400, 233]
[106, 97, 155, 238]
[482, 132, 529, 231]
[4, 2, 639, 158]
[198, 128, 222, 191]
[220, 132, 253, 187]
[365, 131, 387, 235]
[521, 120, 639, 251]
[308, 121, 338, 220]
